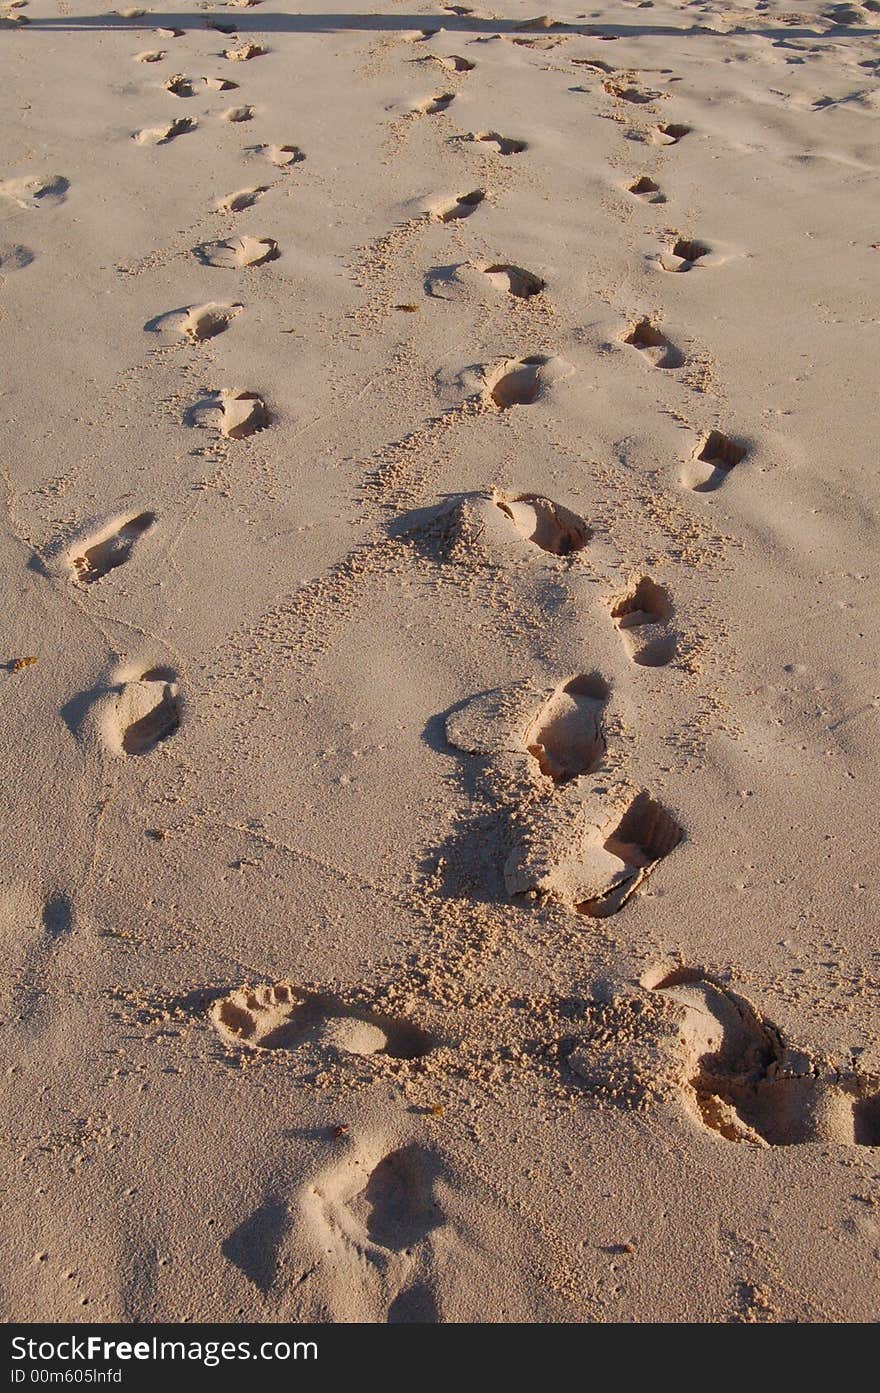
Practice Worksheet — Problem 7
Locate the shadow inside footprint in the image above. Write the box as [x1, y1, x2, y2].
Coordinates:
[481, 263, 544, 298]
[354, 1145, 445, 1251]
[496, 493, 591, 554]
[577, 793, 683, 918]
[73, 512, 156, 584]
[690, 431, 748, 492]
[211, 982, 435, 1061]
[221, 1196, 290, 1293]
[120, 669, 181, 756]
[432, 189, 485, 222]
[388, 1283, 440, 1323]
[623, 318, 683, 368]
[525, 674, 609, 783]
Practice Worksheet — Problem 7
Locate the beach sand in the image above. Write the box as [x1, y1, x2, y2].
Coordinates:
[1, 0, 879, 1323]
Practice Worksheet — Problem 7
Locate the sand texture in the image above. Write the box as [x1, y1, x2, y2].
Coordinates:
[2, 0, 879, 1324]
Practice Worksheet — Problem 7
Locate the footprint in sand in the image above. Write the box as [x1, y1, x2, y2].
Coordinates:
[573, 793, 684, 919]
[470, 131, 527, 155]
[224, 42, 267, 61]
[173, 302, 242, 340]
[525, 675, 609, 784]
[134, 49, 165, 62]
[70, 511, 156, 585]
[603, 78, 663, 104]
[0, 242, 34, 277]
[246, 143, 304, 167]
[155, 27, 184, 39]
[685, 430, 749, 492]
[0, 173, 69, 208]
[412, 92, 456, 115]
[659, 238, 712, 272]
[609, 575, 678, 666]
[134, 117, 197, 145]
[189, 388, 269, 438]
[215, 186, 268, 212]
[627, 174, 665, 203]
[481, 263, 545, 298]
[648, 968, 880, 1147]
[222, 1195, 290, 1293]
[495, 492, 591, 554]
[108, 668, 181, 757]
[430, 189, 486, 222]
[651, 122, 691, 145]
[203, 75, 239, 91]
[303, 1141, 446, 1319]
[434, 54, 476, 72]
[622, 317, 683, 369]
[484, 354, 573, 409]
[194, 235, 279, 267]
[210, 982, 434, 1060]
[220, 105, 255, 122]
[164, 73, 195, 97]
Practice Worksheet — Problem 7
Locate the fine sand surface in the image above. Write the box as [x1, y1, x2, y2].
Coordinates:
[2, 0, 879, 1324]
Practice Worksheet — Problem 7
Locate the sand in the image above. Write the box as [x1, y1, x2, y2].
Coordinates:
[1, 0, 879, 1325]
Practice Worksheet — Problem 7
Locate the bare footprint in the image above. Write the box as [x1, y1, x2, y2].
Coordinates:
[134, 49, 165, 62]
[649, 968, 880, 1147]
[215, 186, 268, 212]
[627, 174, 665, 202]
[685, 430, 749, 492]
[194, 235, 279, 267]
[470, 130, 527, 154]
[484, 354, 572, 409]
[609, 576, 678, 666]
[481, 263, 544, 297]
[220, 105, 254, 122]
[430, 189, 485, 222]
[622, 317, 683, 368]
[164, 73, 194, 97]
[181, 302, 242, 340]
[72, 512, 156, 584]
[659, 238, 712, 272]
[224, 42, 267, 60]
[0, 242, 34, 276]
[525, 675, 608, 783]
[186, 386, 269, 437]
[134, 117, 197, 145]
[495, 493, 591, 554]
[651, 122, 691, 144]
[115, 668, 181, 757]
[203, 75, 239, 91]
[0, 173, 69, 208]
[575, 793, 684, 918]
[412, 92, 456, 115]
[210, 982, 433, 1060]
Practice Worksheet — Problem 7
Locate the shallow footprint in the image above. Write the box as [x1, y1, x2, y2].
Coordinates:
[525, 674, 608, 783]
[484, 354, 572, 409]
[220, 105, 254, 122]
[194, 235, 279, 267]
[72, 512, 156, 584]
[215, 185, 268, 212]
[495, 492, 590, 554]
[210, 982, 433, 1060]
[470, 130, 527, 154]
[0, 173, 69, 208]
[430, 189, 485, 222]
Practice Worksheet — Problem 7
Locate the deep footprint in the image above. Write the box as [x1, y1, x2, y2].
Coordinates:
[610, 576, 677, 666]
[118, 669, 181, 756]
[525, 675, 609, 783]
[431, 189, 485, 222]
[651, 969, 880, 1147]
[481, 263, 544, 298]
[576, 793, 683, 918]
[496, 493, 591, 554]
[622, 318, 683, 368]
[689, 431, 748, 492]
